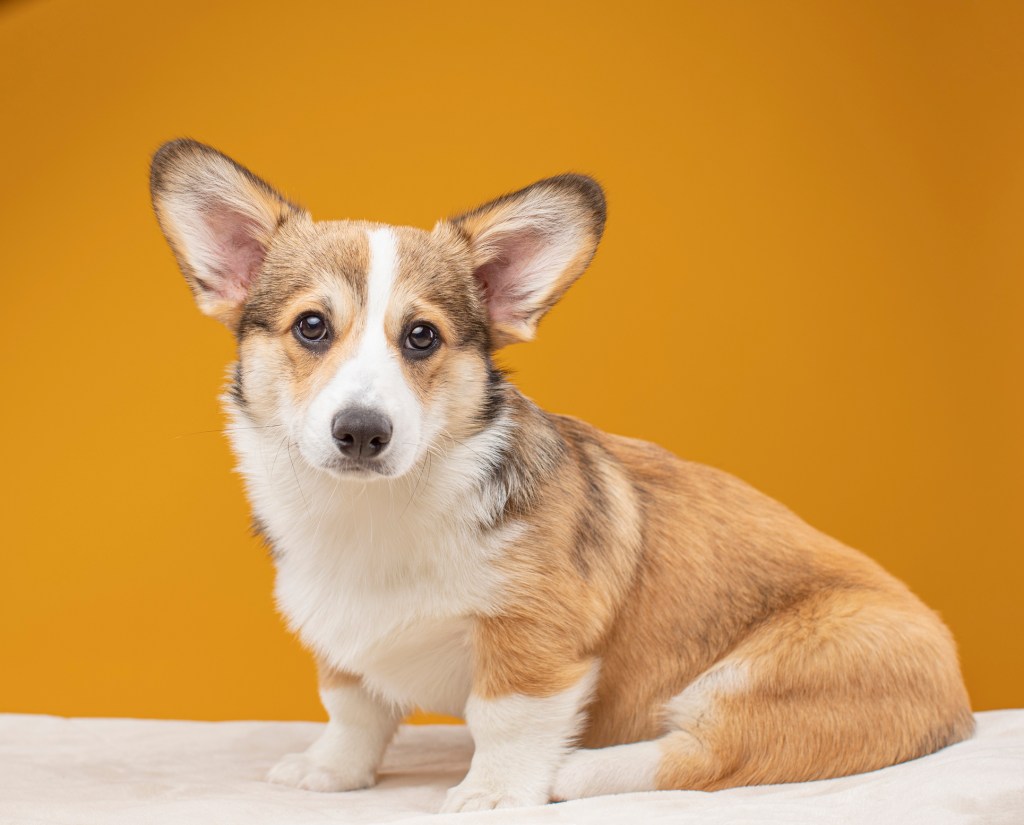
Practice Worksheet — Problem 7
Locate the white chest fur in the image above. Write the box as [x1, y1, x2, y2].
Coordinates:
[229, 422, 514, 716]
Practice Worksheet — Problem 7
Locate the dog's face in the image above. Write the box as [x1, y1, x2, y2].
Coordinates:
[151, 140, 605, 480]
[223, 218, 495, 480]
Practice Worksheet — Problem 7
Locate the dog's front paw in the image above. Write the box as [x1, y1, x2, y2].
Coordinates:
[440, 779, 547, 813]
[266, 751, 376, 792]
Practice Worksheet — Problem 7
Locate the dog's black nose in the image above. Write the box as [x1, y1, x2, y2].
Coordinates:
[331, 408, 392, 459]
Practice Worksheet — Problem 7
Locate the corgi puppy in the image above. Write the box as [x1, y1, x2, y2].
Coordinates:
[150, 139, 973, 812]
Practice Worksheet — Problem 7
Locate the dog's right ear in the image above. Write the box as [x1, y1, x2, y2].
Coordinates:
[150, 139, 305, 329]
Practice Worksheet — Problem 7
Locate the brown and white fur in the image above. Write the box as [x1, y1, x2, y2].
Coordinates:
[150, 139, 973, 812]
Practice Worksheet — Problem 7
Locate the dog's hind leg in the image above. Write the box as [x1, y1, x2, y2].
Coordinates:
[551, 665, 739, 800]
[554, 588, 974, 800]
[551, 739, 664, 799]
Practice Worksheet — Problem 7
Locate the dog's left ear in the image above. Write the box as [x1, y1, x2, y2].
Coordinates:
[438, 174, 606, 348]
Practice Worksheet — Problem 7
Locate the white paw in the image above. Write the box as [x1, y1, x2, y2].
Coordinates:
[266, 751, 376, 792]
[440, 780, 547, 813]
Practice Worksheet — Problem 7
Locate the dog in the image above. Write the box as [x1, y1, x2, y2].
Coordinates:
[150, 139, 973, 812]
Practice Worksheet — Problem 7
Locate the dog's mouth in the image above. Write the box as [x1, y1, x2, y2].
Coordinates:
[319, 457, 395, 480]
[293, 436, 409, 482]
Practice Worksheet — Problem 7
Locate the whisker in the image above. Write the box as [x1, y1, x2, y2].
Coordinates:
[400, 437, 430, 518]
[365, 483, 374, 548]
[286, 440, 310, 513]
[437, 428, 489, 462]
[401, 448, 432, 520]
[270, 434, 290, 476]
[311, 474, 341, 548]
[387, 473, 396, 523]
[172, 423, 284, 440]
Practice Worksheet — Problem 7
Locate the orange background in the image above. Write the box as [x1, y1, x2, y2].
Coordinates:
[1, 0, 1022, 721]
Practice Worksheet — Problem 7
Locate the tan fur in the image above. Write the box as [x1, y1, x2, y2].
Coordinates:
[472, 409, 974, 784]
[469, 403, 645, 704]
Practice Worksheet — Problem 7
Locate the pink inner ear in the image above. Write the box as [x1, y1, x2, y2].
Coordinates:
[201, 208, 268, 304]
[474, 232, 545, 326]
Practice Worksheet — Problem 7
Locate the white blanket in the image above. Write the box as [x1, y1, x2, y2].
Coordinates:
[2, 711, 1022, 824]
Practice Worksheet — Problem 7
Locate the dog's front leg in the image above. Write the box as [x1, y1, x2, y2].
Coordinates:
[442, 621, 598, 813]
[267, 663, 401, 792]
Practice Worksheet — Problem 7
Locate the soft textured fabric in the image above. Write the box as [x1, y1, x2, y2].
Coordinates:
[1, 711, 1021, 825]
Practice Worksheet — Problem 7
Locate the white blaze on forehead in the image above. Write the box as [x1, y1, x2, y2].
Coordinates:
[347, 226, 401, 403]
[296, 225, 425, 476]
[365, 226, 398, 344]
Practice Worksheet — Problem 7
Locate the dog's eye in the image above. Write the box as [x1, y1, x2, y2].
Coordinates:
[404, 323, 439, 355]
[294, 313, 329, 346]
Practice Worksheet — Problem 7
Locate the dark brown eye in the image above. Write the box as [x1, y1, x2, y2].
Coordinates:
[295, 313, 329, 345]
[404, 323, 438, 354]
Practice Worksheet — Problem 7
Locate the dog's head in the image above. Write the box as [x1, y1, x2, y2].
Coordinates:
[151, 139, 605, 480]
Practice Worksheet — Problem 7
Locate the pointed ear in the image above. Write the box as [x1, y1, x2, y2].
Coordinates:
[150, 139, 305, 329]
[438, 174, 606, 348]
